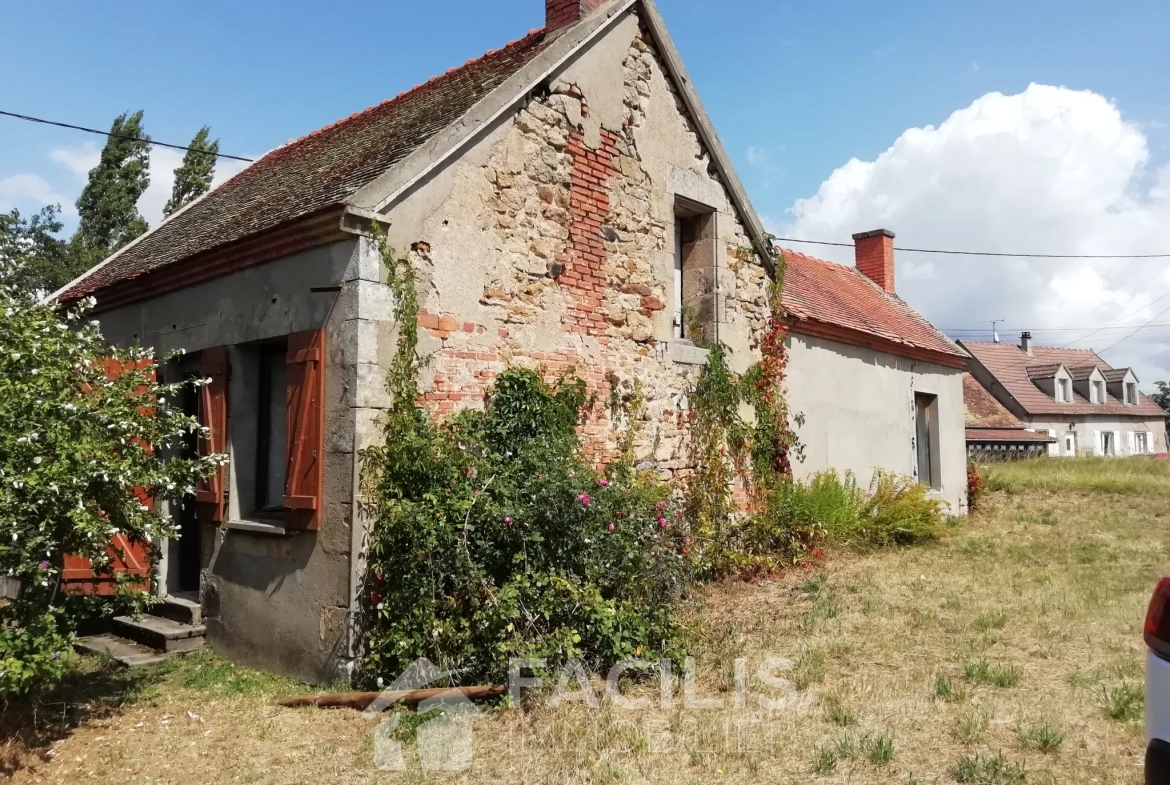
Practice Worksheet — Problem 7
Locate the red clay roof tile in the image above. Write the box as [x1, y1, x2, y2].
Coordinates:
[778, 248, 964, 361]
[961, 341, 1165, 417]
[965, 428, 1056, 443]
[963, 372, 1021, 428]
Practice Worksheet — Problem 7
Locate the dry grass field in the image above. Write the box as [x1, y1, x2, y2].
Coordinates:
[4, 458, 1167, 784]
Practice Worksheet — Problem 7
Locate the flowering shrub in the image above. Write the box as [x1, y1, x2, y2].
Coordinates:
[0, 280, 218, 697]
[360, 367, 688, 683]
[359, 232, 686, 684]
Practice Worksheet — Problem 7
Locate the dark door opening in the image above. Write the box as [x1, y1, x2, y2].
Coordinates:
[175, 373, 203, 593]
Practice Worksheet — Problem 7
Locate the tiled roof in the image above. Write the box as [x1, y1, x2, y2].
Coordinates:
[965, 428, 1056, 443]
[1067, 365, 1100, 381]
[1102, 367, 1132, 383]
[1025, 364, 1062, 380]
[960, 341, 1166, 417]
[62, 28, 555, 300]
[963, 372, 1021, 428]
[778, 248, 965, 362]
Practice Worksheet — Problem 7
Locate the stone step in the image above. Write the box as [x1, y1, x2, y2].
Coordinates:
[111, 614, 206, 654]
[152, 594, 202, 626]
[75, 633, 173, 667]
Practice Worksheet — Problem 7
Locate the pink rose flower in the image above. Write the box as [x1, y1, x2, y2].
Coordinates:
[577, 493, 592, 506]
[656, 501, 666, 511]
[504, 517, 513, 524]
[658, 518, 667, 527]
[608, 523, 615, 532]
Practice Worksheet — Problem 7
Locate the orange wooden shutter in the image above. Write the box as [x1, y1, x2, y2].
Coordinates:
[62, 359, 154, 595]
[195, 346, 229, 524]
[284, 330, 325, 531]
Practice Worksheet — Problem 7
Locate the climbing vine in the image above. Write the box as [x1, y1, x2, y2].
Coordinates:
[684, 250, 808, 576]
[359, 228, 688, 685]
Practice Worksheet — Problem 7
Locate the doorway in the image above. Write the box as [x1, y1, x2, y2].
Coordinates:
[173, 370, 203, 594]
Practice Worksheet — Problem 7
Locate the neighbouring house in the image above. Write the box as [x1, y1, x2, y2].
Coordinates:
[779, 233, 968, 508]
[962, 372, 1055, 461]
[53, 0, 964, 681]
[961, 333, 1168, 457]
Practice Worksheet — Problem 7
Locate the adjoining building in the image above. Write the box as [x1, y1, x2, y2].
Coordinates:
[961, 333, 1167, 457]
[962, 372, 1055, 461]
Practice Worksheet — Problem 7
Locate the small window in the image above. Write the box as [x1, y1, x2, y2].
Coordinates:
[1126, 382, 1138, 405]
[255, 342, 288, 516]
[1092, 380, 1105, 404]
[1057, 378, 1070, 403]
[1064, 433, 1076, 456]
[914, 392, 941, 490]
[673, 201, 716, 343]
[1101, 430, 1116, 456]
[1136, 432, 1149, 454]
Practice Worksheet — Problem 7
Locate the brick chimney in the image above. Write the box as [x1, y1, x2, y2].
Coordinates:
[852, 229, 896, 294]
[545, 0, 607, 32]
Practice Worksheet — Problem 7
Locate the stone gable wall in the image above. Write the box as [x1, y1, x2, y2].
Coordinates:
[383, 17, 771, 480]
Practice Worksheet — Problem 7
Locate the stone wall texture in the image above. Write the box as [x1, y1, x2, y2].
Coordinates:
[388, 20, 770, 480]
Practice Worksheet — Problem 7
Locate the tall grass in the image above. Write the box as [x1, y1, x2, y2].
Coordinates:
[755, 470, 945, 549]
[982, 456, 1170, 496]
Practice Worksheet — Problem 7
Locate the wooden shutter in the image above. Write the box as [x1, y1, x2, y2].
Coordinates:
[63, 359, 154, 595]
[284, 330, 325, 531]
[195, 347, 229, 524]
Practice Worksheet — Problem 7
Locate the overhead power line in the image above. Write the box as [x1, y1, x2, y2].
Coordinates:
[945, 322, 1170, 333]
[0, 109, 254, 163]
[1098, 302, 1170, 355]
[778, 237, 1170, 259]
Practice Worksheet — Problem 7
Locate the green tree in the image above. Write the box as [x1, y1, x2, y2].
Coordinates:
[70, 111, 151, 267]
[0, 205, 85, 296]
[163, 127, 219, 217]
[0, 275, 220, 696]
[1151, 381, 1170, 430]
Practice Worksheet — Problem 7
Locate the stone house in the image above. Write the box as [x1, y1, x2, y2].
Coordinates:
[56, 0, 965, 681]
[961, 334, 1168, 457]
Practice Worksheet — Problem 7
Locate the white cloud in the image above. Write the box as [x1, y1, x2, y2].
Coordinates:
[50, 142, 100, 180]
[776, 83, 1170, 386]
[0, 173, 72, 214]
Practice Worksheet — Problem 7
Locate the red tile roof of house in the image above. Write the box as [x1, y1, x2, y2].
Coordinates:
[60, 28, 555, 301]
[778, 248, 965, 364]
[965, 428, 1056, 443]
[961, 341, 1165, 417]
[963, 372, 1021, 428]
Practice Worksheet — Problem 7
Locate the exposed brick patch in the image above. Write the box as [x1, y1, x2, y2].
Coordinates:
[562, 129, 619, 336]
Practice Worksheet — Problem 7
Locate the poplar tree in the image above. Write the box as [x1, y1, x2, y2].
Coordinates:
[70, 111, 151, 266]
[163, 126, 219, 217]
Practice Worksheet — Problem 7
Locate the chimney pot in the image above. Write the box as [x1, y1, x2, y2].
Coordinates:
[1020, 331, 1033, 356]
[545, 0, 607, 32]
[852, 229, 896, 294]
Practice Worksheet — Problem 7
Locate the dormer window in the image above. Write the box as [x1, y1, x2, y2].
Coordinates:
[1126, 382, 1138, 405]
[1092, 380, 1105, 404]
[1057, 378, 1071, 403]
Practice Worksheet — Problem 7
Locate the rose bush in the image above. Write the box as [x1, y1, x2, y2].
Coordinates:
[360, 368, 689, 684]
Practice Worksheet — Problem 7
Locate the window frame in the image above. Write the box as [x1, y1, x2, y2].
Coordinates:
[252, 340, 289, 519]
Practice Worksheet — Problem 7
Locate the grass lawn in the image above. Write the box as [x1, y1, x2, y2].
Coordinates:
[4, 458, 1167, 784]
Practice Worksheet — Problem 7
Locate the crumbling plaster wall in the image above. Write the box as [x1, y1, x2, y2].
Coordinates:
[784, 332, 968, 513]
[95, 239, 372, 682]
[377, 11, 770, 480]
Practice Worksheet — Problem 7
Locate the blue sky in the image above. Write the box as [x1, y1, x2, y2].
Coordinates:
[3, 0, 1166, 224]
[4, 0, 1170, 378]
